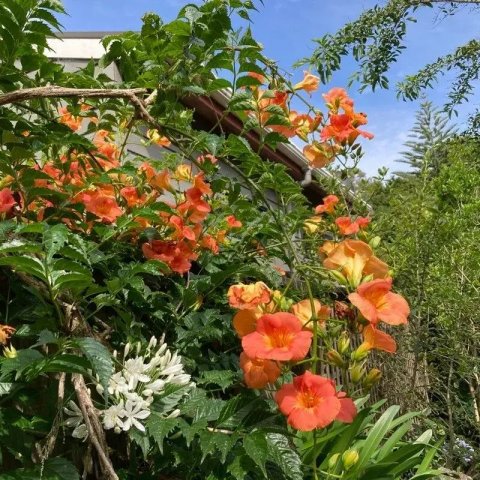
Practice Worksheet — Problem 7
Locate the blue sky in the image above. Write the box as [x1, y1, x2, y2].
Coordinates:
[60, 0, 479, 176]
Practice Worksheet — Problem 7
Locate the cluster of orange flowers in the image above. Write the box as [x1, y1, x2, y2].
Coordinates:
[227, 282, 356, 432]
[0, 106, 241, 274]
[246, 72, 373, 169]
[226, 194, 410, 432]
[312, 194, 410, 353]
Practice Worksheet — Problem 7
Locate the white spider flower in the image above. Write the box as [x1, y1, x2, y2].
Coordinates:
[64, 400, 88, 442]
[123, 357, 151, 390]
[121, 399, 151, 432]
[108, 371, 129, 397]
[103, 401, 125, 431]
[144, 379, 166, 394]
[169, 374, 191, 386]
[124, 391, 151, 409]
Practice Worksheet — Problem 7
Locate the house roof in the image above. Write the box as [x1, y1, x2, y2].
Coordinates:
[48, 33, 330, 202]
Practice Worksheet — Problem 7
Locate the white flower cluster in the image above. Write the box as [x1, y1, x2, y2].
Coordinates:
[64, 336, 193, 440]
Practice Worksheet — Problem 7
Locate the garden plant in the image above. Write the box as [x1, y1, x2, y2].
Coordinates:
[0, 0, 455, 479]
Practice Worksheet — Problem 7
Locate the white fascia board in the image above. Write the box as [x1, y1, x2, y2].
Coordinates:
[47, 37, 105, 60]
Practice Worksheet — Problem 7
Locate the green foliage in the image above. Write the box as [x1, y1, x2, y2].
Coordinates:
[359, 136, 480, 476]
[396, 101, 455, 176]
[0, 0, 442, 478]
[302, 0, 480, 118]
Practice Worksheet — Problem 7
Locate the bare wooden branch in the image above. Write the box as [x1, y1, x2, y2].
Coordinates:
[0, 86, 147, 107]
[72, 374, 119, 480]
[34, 372, 66, 463]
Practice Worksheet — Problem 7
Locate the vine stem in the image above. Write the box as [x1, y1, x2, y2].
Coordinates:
[220, 155, 322, 479]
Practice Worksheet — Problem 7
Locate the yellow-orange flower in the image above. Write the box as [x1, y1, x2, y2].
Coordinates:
[303, 142, 339, 168]
[322, 240, 389, 287]
[322, 87, 354, 114]
[348, 278, 409, 326]
[293, 71, 320, 94]
[303, 216, 323, 234]
[0, 324, 15, 345]
[233, 309, 261, 337]
[227, 282, 272, 310]
[147, 129, 171, 147]
[315, 195, 339, 214]
[363, 325, 397, 354]
[291, 299, 330, 330]
[173, 164, 193, 182]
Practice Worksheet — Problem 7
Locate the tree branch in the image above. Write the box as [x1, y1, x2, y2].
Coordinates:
[0, 86, 147, 107]
[72, 374, 119, 480]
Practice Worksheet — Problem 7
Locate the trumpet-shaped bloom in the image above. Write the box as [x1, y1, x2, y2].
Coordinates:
[233, 309, 261, 337]
[275, 371, 355, 431]
[293, 71, 320, 94]
[120, 187, 147, 208]
[80, 187, 123, 223]
[242, 312, 312, 361]
[322, 240, 389, 286]
[227, 282, 271, 310]
[315, 195, 339, 214]
[322, 88, 354, 114]
[363, 324, 397, 353]
[142, 240, 198, 274]
[335, 216, 371, 236]
[0, 188, 16, 213]
[348, 278, 410, 326]
[336, 391, 357, 423]
[58, 106, 83, 131]
[240, 352, 281, 389]
[147, 129, 171, 147]
[291, 299, 330, 330]
[226, 215, 242, 228]
[303, 142, 339, 168]
[0, 324, 15, 345]
[336, 217, 360, 236]
[321, 114, 373, 144]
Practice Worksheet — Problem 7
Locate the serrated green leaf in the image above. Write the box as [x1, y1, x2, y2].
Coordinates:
[76, 338, 113, 393]
[147, 414, 180, 454]
[243, 430, 268, 477]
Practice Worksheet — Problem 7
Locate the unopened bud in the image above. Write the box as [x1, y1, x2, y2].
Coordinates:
[3, 345, 17, 358]
[193, 296, 203, 311]
[363, 368, 382, 388]
[360, 274, 374, 284]
[349, 363, 366, 383]
[327, 350, 346, 368]
[167, 408, 181, 419]
[369, 236, 381, 249]
[342, 450, 359, 469]
[329, 269, 348, 286]
[351, 342, 371, 361]
[338, 332, 350, 354]
[328, 453, 340, 470]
